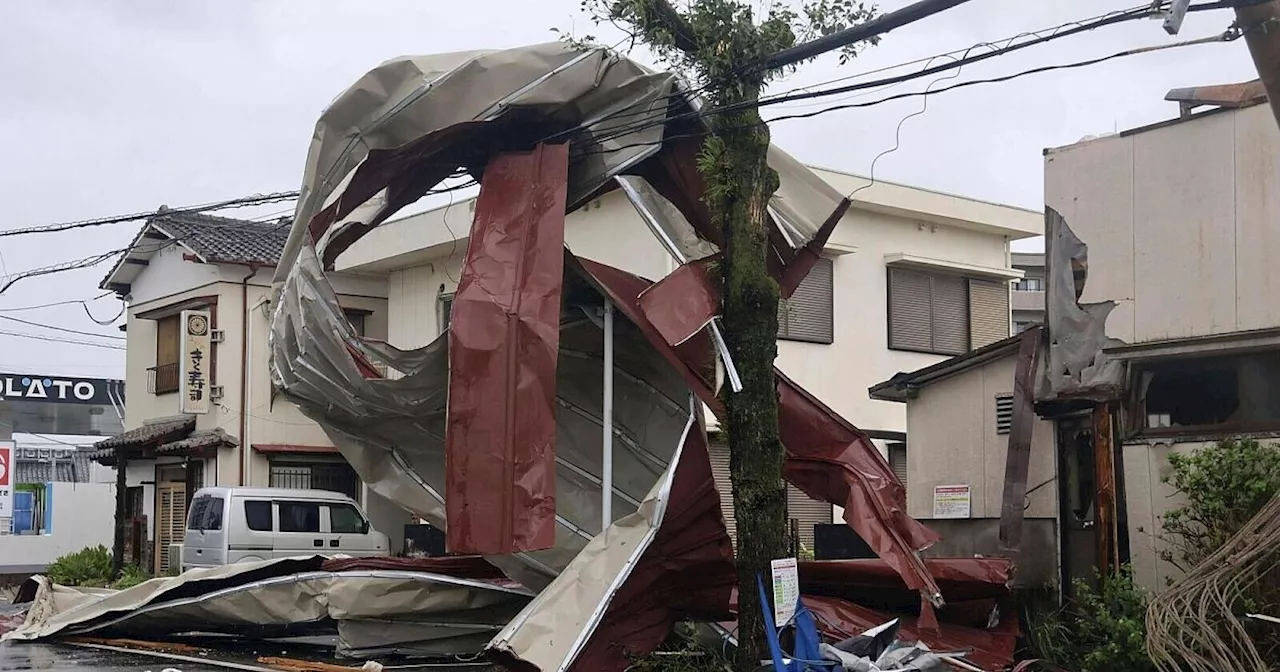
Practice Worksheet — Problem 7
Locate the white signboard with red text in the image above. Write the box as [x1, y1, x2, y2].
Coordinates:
[0, 441, 13, 518]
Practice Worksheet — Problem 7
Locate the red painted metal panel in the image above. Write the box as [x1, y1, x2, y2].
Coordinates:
[445, 143, 569, 555]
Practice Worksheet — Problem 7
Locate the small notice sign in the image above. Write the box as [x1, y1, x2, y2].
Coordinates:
[770, 557, 800, 625]
[0, 441, 12, 519]
[933, 484, 971, 519]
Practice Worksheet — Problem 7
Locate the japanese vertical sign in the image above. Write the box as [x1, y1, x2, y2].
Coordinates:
[179, 310, 212, 414]
[0, 441, 13, 518]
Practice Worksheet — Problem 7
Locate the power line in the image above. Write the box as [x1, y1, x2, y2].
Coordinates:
[0, 329, 126, 351]
[567, 29, 1237, 162]
[0, 314, 126, 340]
[0, 191, 300, 238]
[0, 292, 114, 313]
[563, 0, 1242, 157]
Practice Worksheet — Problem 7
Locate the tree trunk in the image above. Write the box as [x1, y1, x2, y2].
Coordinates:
[711, 93, 790, 671]
[112, 450, 127, 577]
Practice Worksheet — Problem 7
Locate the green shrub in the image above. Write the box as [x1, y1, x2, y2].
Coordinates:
[1161, 438, 1280, 570]
[45, 545, 113, 587]
[110, 565, 151, 589]
[1029, 567, 1155, 672]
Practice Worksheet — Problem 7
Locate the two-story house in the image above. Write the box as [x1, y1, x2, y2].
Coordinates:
[334, 165, 1041, 550]
[868, 80, 1280, 593]
[90, 210, 407, 574]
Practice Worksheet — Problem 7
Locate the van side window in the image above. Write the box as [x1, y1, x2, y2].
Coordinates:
[279, 501, 320, 533]
[329, 504, 366, 534]
[244, 500, 272, 531]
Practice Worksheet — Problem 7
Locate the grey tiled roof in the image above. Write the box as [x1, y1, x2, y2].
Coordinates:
[91, 415, 195, 453]
[150, 211, 291, 265]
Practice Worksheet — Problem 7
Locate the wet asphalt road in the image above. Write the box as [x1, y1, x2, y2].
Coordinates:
[0, 642, 227, 671]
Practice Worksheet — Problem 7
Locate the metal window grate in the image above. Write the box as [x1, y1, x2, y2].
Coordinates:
[996, 395, 1014, 434]
[269, 460, 361, 502]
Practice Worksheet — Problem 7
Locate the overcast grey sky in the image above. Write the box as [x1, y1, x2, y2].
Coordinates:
[0, 0, 1260, 386]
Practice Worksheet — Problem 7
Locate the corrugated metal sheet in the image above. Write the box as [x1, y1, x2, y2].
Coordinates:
[779, 256, 834, 344]
[888, 268, 933, 351]
[969, 278, 1010, 348]
[932, 273, 969, 355]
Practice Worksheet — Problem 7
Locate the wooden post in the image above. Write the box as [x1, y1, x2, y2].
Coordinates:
[1236, 1, 1280, 129]
[112, 449, 128, 576]
[998, 326, 1042, 553]
[1092, 402, 1120, 577]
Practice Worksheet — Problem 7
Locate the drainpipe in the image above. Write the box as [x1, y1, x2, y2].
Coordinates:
[235, 264, 260, 486]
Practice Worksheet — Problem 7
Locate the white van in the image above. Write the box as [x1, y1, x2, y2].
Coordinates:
[181, 487, 390, 571]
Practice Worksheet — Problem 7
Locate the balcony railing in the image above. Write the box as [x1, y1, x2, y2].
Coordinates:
[148, 363, 179, 395]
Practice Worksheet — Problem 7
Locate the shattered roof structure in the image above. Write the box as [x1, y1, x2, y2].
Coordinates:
[267, 42, 949, 671]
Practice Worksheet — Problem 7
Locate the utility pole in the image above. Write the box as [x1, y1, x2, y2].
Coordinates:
[763, 0, 974, 71]
[1236, 0, 1280, 126]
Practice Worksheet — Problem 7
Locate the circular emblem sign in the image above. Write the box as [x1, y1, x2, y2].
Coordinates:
[187, 314, 209, 336]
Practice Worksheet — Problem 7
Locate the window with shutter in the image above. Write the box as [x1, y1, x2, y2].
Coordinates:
[888, 442, 908, 490]
[996, 395, 1014, 434]
[778, 256, 834, 344]
[968, 279, 1010, 348]
[887, 268, 970, 355]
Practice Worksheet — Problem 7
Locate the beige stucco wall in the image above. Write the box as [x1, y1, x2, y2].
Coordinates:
[119, 249, 398, 547]
[903, 354, 1057, 521]
[1044, 104, 1280, 344]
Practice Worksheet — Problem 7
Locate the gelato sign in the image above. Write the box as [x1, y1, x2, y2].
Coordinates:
[0, 374, 115, 405]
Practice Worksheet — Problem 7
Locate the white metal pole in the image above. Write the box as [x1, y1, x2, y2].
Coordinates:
[602, 300, 615, 532]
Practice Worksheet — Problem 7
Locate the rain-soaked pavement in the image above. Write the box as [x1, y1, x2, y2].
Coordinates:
[0, 641, 228, 671]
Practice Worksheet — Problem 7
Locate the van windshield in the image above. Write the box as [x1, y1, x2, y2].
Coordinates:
[187, 496, 224, 531]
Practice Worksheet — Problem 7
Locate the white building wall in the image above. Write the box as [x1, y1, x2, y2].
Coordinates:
[0, 482, 116, 573]
[1044, 103, 1280, 344]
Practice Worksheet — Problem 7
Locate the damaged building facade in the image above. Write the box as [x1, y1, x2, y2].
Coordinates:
[870, 81, 1280, 594]
[336, 163, 1039, 551]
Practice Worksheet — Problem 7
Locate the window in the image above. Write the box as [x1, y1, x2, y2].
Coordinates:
[439, 294, 454, 334]
[887, 268, 1010, 355]
[329, 503, 367, 534]
[269, 459, 361, 502]
[151, 314, 181, 394]
[244, 500, 273, 531]
[778, 257, 834, 344]
[996, 395, 1014, 435]
[1129, 351, 1280, 434]
[1013, 277, 1044, 292]
[278, 501, 320, 533]
[343, 309, 367, 337]
[888, 443, 907, 491]
[186, 496, 223, 531]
